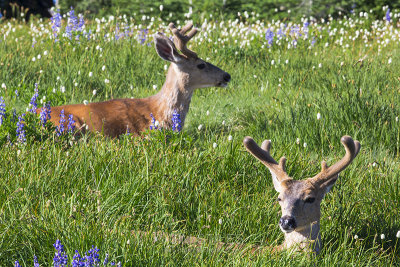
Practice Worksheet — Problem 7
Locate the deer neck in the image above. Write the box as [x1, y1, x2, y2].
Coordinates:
[282, 221, 321, 254]
[153, 64, 194, 128]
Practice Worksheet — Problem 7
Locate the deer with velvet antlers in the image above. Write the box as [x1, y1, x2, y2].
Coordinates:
[133, 136, 361, 255]
[38, 22, 231, 137]
[243, 135, 361, 254]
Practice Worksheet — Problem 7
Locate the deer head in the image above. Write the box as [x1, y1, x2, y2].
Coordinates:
[243, 136, 361, 252]
[154, 22, 231, 90]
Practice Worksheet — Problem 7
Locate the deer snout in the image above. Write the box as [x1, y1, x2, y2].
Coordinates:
[279, 215, 297, 232]
[223, 73, 231, 83]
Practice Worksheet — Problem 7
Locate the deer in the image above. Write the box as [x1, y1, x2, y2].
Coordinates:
[131, 136, 361, 256]
[38, 22, 231, 137]
[243, 135, 361, 254]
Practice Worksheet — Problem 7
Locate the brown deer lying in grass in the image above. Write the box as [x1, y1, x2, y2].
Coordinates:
[38, 22, 231, 137]
[133, 136, 360, 255]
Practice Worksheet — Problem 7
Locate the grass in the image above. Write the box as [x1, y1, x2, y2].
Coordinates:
[0, 11, 399, 266]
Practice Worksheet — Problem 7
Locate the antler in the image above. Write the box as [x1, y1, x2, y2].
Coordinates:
[243, 137, 291, 182]
[311, 136, 361, 185]
[169, 22, 198, 59]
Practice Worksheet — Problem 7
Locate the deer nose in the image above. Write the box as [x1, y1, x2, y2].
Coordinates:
[279, 216, 297, 231]
[223, 73, 231, 82]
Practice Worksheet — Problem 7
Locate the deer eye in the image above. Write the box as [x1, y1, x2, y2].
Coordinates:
[277, 197, 282, 202]
[197, 63, 206, 69]
[305, 197, 315, 204]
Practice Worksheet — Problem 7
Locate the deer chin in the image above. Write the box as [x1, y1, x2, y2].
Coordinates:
[216, 82, 228, 88]
[279, 225, 295, 234]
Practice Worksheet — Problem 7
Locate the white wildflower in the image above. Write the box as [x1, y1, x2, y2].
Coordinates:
[104, 79, 110, 84]
[154, 121, 160, 127]
[213, 142, 217, 148]
[354, 235, 358, 240]
[83, 100, 89, 105]
[206, 110, 210, 116]
[198, 124, 203, 131]
[153, 85, 157, 90]
[317, 113, 321, 120]
[228, 135, 233, 141]
[380, 234, 385, 240]
[89, 72, 93, 77]
[218, 218, 223, 224]
[396, 231, 400, 238]
[60, 86, 65, 93]
[303, 142, 307, 148]
[1, 83, 6, 89]
[388, 58, 392, 64]
[159, 4, 163, 11]
[102, 65, 106, 71]
[93, 90, 97, 96]
[296, 138, 300, 144]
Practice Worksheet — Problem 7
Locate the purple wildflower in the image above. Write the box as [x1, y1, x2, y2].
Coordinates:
[103, 253, 109, 266]
[277, 28, 285, 40]
[72, 250, 85, 267]
[0, 96, 5, 126]
[265, 28, 274, 47]
[311, 37, 316, 47]
[14, 260, 21, 267]
[386, 8, 391, 23]
[16, 115, 26, 143]
[67, 114, 75, 133]
[149, 113, 158, 130]
[53, 239, 68, 267]
[139, 29, 149, 45]
[34, 255, 40, 267]
[29, 83, 39, 113]
[51, 10, 62, 41]
[15, 89, 18, 97]
[40, 101, 52, 127]
[57, 109, 66, 136]
[85, 245, 100, 266]
[172, 110, 182, 132]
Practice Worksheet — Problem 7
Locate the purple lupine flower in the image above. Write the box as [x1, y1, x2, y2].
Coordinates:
[139, 29, 149, 45]
[115, 23, 120, 41]
[303, 22, 309, 39]
[53, 239, 68, 267]
[386, 8, 391, 23]
[276, 28, 285, 40]
[29, 83, 39, 113]
[67, 114, 75, 133]
[103, 253, 109, 266]
[57, 109, 66, 136]
[311, 36, 316, 47]
[77, 15, 85, 32]
[172, 110, 182, 132]
[265, 28, 274, 47]
[16, 115, 26, 143]
[85, 245, 100, 265]
[72, 250, 85, 267]
[15, 89, 18, 97]
[149, 113, 158, 130]
[40, 101, 52, 127]
[51, 10, 62, 41]
[34, 255, 40, 267]
[14, 260, 21, 267]
[0, 96, 5, 126]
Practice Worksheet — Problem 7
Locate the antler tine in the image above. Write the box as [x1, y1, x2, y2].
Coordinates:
[243, 137, 291, 182]
[312, 135, 361, 184]
[169, 22, 198, 59]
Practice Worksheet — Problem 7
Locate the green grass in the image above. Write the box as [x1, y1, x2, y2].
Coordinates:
[0, 13, 399, 266]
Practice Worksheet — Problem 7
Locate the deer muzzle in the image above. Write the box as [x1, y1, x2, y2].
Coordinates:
[279, 215, 297, 233]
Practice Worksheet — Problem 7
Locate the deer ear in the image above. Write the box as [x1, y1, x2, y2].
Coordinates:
[154, 33, 182, 63]
[320, 174, 339, 195]
[269, 171, 282, 193]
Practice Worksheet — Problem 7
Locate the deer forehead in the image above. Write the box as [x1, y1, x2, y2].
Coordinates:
[280, 179, 317, 198]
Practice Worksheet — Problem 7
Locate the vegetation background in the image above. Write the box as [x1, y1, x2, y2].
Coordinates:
[0, 0, 399, 266]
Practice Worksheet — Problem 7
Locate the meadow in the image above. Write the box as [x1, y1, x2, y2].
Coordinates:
[0, 7, 399, 266]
